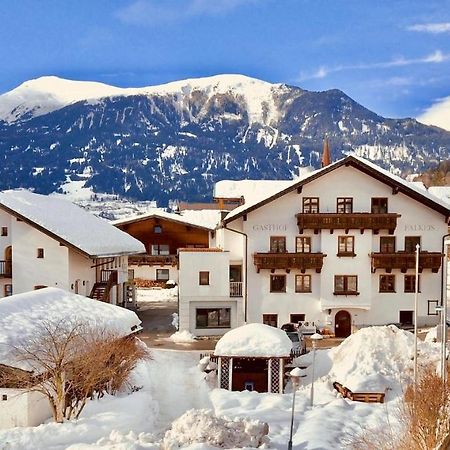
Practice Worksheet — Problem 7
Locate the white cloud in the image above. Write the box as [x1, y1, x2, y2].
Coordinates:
[115, 0, 258, 24]
[417, 96, 450, 132]
[407, 23, 450, 34]
[298, 50, 450, 81]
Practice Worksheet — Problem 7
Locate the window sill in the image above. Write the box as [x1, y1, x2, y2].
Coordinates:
[336, 253, 356, 257]
[270, 291, 287, 294]
[333, 291, 360, 296]
[295, 290, 312, 294]
[379, 291, 396, 294]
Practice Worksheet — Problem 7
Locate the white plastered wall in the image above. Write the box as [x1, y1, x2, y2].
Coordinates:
[0, 388, 52, 429]
[178, 251, 244, 335]
[11, 219, 69, 294]
[231, 164, 447, 329]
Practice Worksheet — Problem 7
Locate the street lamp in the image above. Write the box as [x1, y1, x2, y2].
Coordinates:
[414, 243, 420, 390]
[310, 332, 323, 407]
[287, 367, 302, 450]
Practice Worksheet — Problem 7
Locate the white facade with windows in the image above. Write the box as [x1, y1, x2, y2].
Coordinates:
[0, 190, 145, 304]
[178, 156, 450, 337]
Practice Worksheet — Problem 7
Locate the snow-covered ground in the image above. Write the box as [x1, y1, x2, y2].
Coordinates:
[137, 286, 178, 303]
[0, 326, 442, 449]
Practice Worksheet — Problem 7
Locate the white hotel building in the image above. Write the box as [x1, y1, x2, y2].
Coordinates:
[178, 155, 450, 338]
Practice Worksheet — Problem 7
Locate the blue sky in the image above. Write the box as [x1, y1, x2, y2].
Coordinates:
[1, 0, 449, 119]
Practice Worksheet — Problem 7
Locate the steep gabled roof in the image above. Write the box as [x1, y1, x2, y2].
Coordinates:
[0, 189, 145, 258]
[223, 155, 450, 224]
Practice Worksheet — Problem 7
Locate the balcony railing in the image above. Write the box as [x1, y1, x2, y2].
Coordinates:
[296, 213, 401, 234]
[0, 260, 12, 278]
[230, 281, 243, 297]
[253, 252, 326, 273]
[129, 254, 177, 266]
[371, 251, 443, 273]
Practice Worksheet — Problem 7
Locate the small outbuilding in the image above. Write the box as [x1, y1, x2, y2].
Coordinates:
[213, 323, 292, 393]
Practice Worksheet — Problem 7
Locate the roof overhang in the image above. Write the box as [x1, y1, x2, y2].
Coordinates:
[114, 213, 214, 231]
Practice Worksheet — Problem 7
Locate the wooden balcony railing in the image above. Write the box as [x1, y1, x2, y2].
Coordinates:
[129, 254, 178, 266]
[0, 260, 12, 278]
[371, 252, 443, 273]
[296, 213, 401, 234]
[253, 252, 326, 273]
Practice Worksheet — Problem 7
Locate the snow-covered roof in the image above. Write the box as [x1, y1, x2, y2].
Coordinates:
[113, 208, 221, 230]
[223, 155, 450, 224]
[214, 179, 295, 204]
[214, 323, 292, 358]
[428, 186, 450, 206]
[0, 189, 145, 257]
[0, 288, 142, 370]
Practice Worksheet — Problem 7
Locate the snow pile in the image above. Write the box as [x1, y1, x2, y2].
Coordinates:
[137, 286, 178, 303]
[425, 326, 438, 342]
[162, 409, 270, 449]
[0, 189, 145, 257]
[327, 325, 440, 392]
[0, 287, 141, 369]
[214, 323, 292, 357]
[169, 330, 197, 344]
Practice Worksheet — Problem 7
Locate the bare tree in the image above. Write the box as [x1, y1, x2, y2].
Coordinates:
[1, 320, 149, 422]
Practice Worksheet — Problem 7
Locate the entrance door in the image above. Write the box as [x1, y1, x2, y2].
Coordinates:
[335, 310, 351, 338]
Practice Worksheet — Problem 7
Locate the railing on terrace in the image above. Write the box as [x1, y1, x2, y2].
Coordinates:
[371, 251, 443, 273]
[253, 252, 326, 273]
[230, 281, 243, 297]
[296, 213, 400, 234]
[0, 260, 12, 278]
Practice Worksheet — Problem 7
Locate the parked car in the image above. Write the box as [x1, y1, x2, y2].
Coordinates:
[297, 321, 318, 336]
[284, 330, 306, 355]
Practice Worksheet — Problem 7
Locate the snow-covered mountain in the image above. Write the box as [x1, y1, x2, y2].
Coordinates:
[0, 74, 449, 204]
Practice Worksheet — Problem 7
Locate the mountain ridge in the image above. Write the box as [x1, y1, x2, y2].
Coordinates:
[0, 74, 449, 205]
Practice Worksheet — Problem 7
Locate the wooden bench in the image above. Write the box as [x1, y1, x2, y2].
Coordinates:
[333, 381, 385, 404]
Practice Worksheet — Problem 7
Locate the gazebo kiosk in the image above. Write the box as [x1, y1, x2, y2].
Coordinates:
[214, 323, 292, 393]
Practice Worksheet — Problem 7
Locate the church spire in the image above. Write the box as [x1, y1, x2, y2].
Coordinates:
[321, 136, 331, 167]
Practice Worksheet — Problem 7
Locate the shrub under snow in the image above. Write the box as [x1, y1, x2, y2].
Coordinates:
[169, 330, 197, 343]
[162, 408, 270, 449]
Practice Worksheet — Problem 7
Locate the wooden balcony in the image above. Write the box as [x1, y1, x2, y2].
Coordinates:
[371, 252, 443, 273]
[0, 260, 12, 278]
[129, 254, 178, 267]
[296, 213, 401, 234]
[253, 252, 326, 273]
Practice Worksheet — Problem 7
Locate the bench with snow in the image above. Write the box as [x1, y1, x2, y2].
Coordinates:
[333, 381, 385, 404]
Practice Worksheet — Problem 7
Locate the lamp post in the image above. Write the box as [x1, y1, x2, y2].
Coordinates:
[310, 333, 323, 407]
[287, 367, 302, 450]
[413, 243, 420, 390]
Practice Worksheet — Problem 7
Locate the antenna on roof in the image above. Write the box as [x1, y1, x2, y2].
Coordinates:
[321, 135, 331, 168]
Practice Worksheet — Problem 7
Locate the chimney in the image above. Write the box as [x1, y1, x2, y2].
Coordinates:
[321, 136, 331, 167]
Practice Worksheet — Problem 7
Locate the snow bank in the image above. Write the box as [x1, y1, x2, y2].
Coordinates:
[214, 324, 292, 357]
[425, 326, 438, 342]
[170, 330, 197, 344]
[137, 287, 178, 303]
[0, 189, 145, 257]
[327, 325, 440, 392]
[0, 287, 141, 369]
[162, 409, 269, 449]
